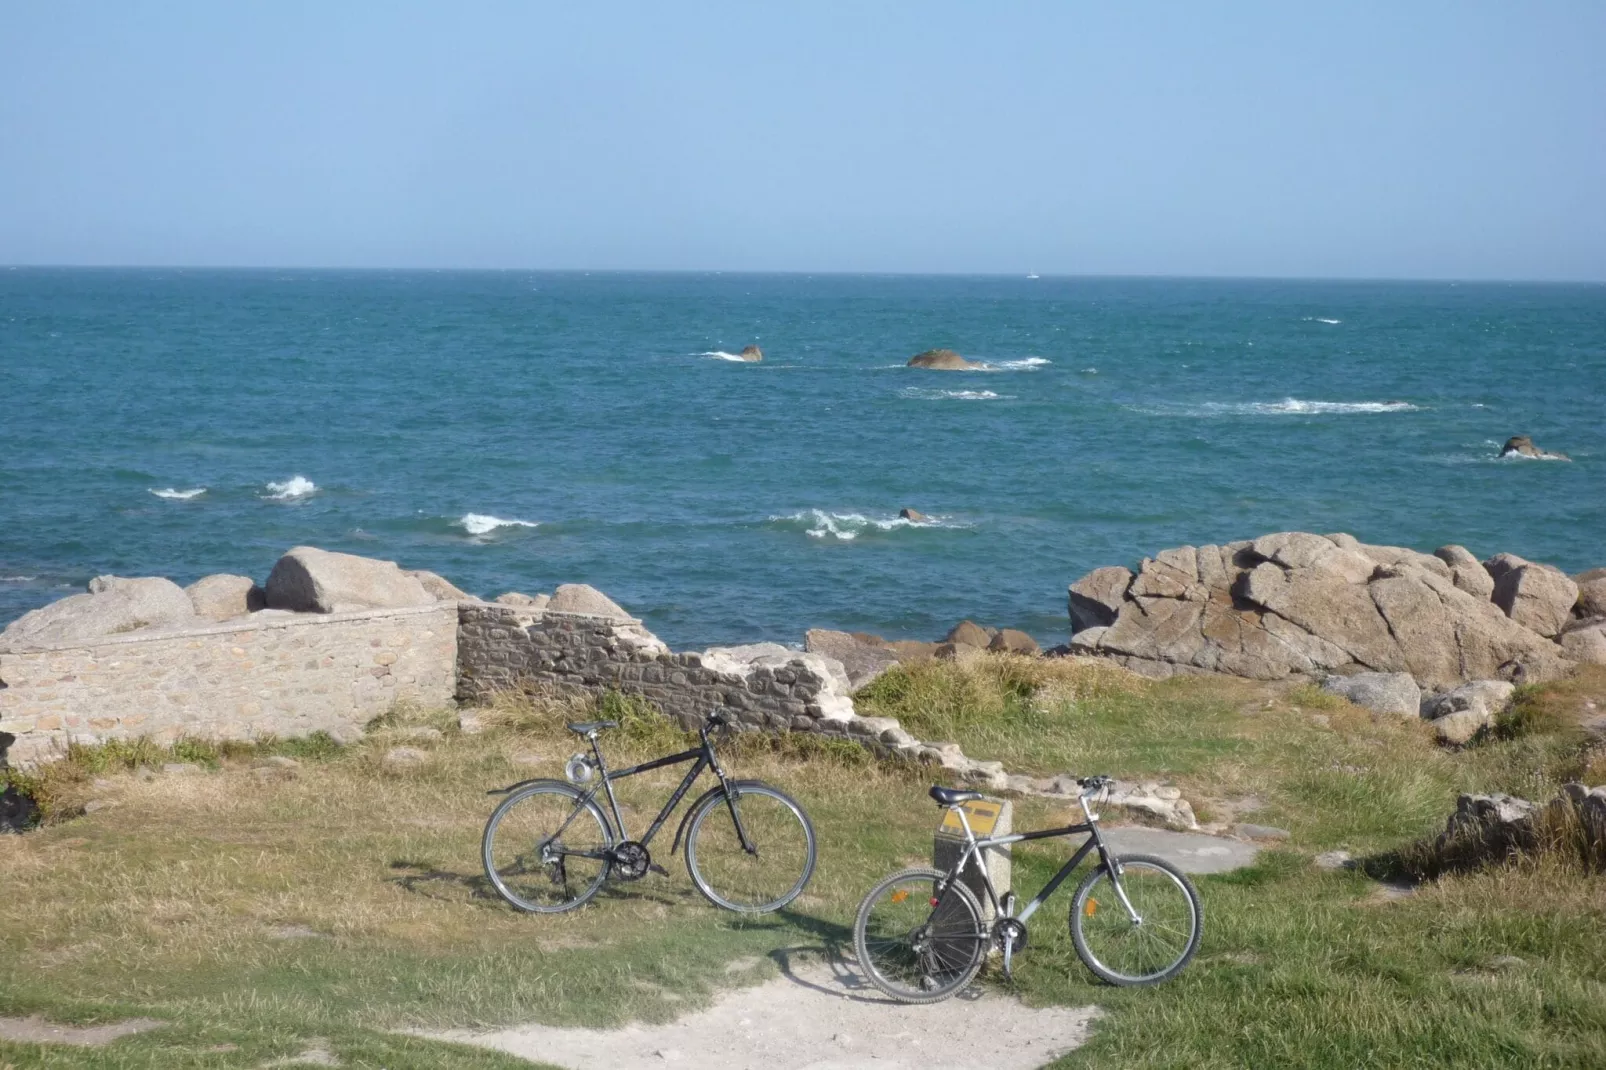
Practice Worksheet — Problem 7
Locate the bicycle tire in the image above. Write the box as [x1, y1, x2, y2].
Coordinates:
[684, 781, 817, 913]
[482, 781, 614, 914]
[1069, 853, 1201, 985]
[853, 866, 987, 1004]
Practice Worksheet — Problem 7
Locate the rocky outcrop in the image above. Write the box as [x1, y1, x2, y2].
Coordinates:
[1434, 545, 1494, 600]
[1, 576, 198, 647]
[1573, 569, 1606, 618]
[1558, 619, 1606, 665]
[406, 570, 474, 602]
[988, 629, 1041, 656]
[1419, 680, 1515, 744]
[1320, 672, 1420, 719]
[1498, 435, 1570, 461]
[738, 345, 763, 363]
[804, 629, 900, 690]
[1066, 532, 1574, 691]
[944, 620, 994, 650]
[495, 591, 551, 610]
[907, 349, 985, 371]
[899, 508, 930, 522]
[265, 547, 435, 614]
[1489, 559, 1577, 638]
[185, 574, 265, 621]
[1435, 783, 1605, 865]
[547, 583, 632, 620]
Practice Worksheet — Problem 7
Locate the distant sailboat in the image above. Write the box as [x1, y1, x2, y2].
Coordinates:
[1026, 273, 1040, 279]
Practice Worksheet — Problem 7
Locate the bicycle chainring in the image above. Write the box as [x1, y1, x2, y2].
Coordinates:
[994, 917, 1029, 955]
[610, 841, 651, 881]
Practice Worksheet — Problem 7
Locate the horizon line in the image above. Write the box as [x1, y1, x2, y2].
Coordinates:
[4, 264, 1605, 286]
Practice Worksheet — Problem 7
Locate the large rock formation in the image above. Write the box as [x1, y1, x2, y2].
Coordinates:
[1319, 672, 1420, 719]
[185, 574, 266, 621]
[1, 575, 198, 647]
[264, 547, 435, 614]
[547, 583, 631, 620]
[1489, 559, 1578, 638]
[804, 629, 900, 690]
[1067, 532, 1576, 690]
[738, 345, 763, 363]
[1498, 435, 1570, 461]
[405, 569, 474, 602]
[907, 349, 985, 371]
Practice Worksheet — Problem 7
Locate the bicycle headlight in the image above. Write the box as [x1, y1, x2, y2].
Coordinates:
[564, 753, 595, 784]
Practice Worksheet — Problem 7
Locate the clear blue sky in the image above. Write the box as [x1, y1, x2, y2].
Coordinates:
[2, 2, 1602, 279]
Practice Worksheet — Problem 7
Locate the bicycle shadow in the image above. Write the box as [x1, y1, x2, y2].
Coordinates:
[386, 860, 503, 904]
[760, 910, 986, 1005]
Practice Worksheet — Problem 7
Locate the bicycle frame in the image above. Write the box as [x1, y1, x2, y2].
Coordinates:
[941, 792, 1142, 926]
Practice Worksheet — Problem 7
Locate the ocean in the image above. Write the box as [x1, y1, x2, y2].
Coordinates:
[1, 268, 1601, 649]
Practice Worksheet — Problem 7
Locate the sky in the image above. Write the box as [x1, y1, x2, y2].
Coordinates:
[2, 2, 1603, 279]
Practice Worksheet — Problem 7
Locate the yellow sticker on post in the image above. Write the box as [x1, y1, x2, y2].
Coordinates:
[938, 799, 1004, 837]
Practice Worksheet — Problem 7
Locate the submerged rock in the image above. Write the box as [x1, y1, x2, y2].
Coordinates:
[738, 344, 763, 362]
[1498, 435, 1570, 461]
[906, 348, 985, 371]
[899, 508, 930, 522]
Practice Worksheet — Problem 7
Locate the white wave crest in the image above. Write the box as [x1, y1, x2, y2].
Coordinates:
[769, 509, 957, 541]
[1, 575, 38, 583]
[149, 487, 206, 500]
[1302, 317, 1343, 325]
[264, 476, 318, 500]
[1134, 398, 1418, 417]
[900, 387, 1011, 401]
[701, 351, 749, 362]
[457, 513, 539, 536]
[993, 357, 1052, 370]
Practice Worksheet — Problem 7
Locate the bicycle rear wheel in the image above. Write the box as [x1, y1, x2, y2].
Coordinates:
[685, 782, 816, 913]
[853, 867, 986, 1004]
[1070, 853, 1201, 985]
[482, 782, 614, 913]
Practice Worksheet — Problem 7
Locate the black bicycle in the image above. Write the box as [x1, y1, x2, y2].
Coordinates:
[853, 777, 1202, 1002]
[482, 709, 817, 914]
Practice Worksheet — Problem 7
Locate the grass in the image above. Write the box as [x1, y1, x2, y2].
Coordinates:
[2, 663, 1604, 1068]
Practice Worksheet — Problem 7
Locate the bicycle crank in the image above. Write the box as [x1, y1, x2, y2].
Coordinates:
[994, 917, 1028, 980]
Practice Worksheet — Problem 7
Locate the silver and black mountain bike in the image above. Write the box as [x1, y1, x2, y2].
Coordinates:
[482, 709, 816, 914]
[853, 777, 1202, 1002]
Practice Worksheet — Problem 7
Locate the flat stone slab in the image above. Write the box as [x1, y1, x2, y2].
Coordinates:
[427, 959, 1098, 1070]
[0, 1015, 164, 1047]
[1099, 827, 1260, 874]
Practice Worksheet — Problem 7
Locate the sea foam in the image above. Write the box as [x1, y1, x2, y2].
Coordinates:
[149, 487, 206, 500]
[899, 387, 1011, 401]
[1135, 398, 1419, 417]
[701, 351, 750, 362]
[994, 357, 1052, 370]
[264, 476, 318, 500]
[458, 513, 539, 536]
[769, 509, 956, 541]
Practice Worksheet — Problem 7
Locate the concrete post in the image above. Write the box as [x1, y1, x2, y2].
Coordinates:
[932, 796, 1012, 919]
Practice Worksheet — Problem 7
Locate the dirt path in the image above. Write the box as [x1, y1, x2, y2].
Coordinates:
[429, 956, 1099, 1070]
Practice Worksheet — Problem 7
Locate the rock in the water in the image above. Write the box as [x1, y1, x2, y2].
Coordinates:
[1, 575, 198, 647]
[737, 344, 763, 362]
[264, 547, 434, 614]
[944, 620, 994, 649]
[1498, 435, 1570, 461]
[899, 508, 930, 522]
[1421, 680, 1516, 744]
[546, 584, 631, 620]
[495, 591, 550, 610]
[185, 574, 266, 621]
[1064, 533, 1571, 690]
[1434, 545, 1495, 600]
[804, 629, 900, 690]
[988, 629, 1041, 656]
[1491, 562, 1578, 638]
[405, 569, 474, 602]
[1068, 566, 1134, 632]
[1574, 569, 1606, 618]
[906, 348, 985, 371]
[1320, 672, 1421, 719]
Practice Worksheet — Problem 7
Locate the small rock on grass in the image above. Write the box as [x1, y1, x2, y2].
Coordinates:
[1314, 849, 1353, 870]
[458, 712, 485, 735]
[1233, 823, 1291, 842]
[383, 747, 429, 768]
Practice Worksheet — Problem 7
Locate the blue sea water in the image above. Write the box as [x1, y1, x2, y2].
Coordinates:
[1, 269, 1602, 649]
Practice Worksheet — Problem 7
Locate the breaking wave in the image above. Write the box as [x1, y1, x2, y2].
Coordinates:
[1133, 398, 1419, 417]
[264, 476, 318, 500]
[1302, 317, 1343, 325]
[457, 513, 540, 536]
[900, 387, 1011, 401]
[701, 351, 751, 362]
[148, 487, 206, 500]
[993, 357, 1052, 370]
[768, 509, 962, 541]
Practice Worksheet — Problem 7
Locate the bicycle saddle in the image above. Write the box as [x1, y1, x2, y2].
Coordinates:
[565, 720, 618, 736]
[929, 785, 984, 806]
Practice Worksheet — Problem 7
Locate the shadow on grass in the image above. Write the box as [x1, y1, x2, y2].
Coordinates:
[387, 860, 502, 903]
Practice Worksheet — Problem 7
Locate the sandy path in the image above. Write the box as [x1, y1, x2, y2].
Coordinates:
[429, 957, 1099, 1070]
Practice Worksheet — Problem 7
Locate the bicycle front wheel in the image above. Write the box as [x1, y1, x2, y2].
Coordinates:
[1070, 853, 1201, 985]
[482, 782, 614, 914]
[853, 867, 986, 1004]
[685, 782, 816, 913]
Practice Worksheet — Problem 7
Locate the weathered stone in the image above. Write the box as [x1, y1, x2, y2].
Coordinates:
[383, 746, 428, 768]
[1434, 545, 1495, 600]
[803, 629, 899, 690]
[1576, 571, 1606, 618]
[1491, 563, 1578, 638]
[906, 348, 984, 370]
[1232, 824, 1291, 842]
[405, 570, 474, 602]
[494, 592, 550, 609]
[1068, 566, 1133, 632]
[1252, 532, 1374, 584]
[2, 575, 197, 647]
[185, 574, 266, 621]
[547, 584, 632, 620]
[1421, 680, 1515, 744]
[943, 620, 993, 649]
[265, 547, 434, 614]
[737, 344, 763, 363]
[1558, 620, 1606, 665]
[1498, 435, 1569, 461]
[1482, 553, 1529, 586]
[988, 629, 1040, 656]
[1320, 672, 1420, 719]
[898, 508, 929, 522]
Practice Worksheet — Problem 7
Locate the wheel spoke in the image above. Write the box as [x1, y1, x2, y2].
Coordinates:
[687, 787, 814, 913]
[484, 787, 611, 913]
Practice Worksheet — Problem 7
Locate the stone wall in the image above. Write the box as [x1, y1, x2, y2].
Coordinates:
[455, 602, 857, 733]
[0, 603, 457, 768]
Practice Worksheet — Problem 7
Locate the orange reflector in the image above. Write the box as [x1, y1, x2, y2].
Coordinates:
[1084, 898, 1098, 917]
[890, 889, 909, 904]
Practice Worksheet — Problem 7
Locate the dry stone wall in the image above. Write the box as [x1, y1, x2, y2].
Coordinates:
[0, 603, 457, 768]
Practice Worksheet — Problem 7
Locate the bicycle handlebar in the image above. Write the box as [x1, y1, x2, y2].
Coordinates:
[1078, 774, 1112, 795]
